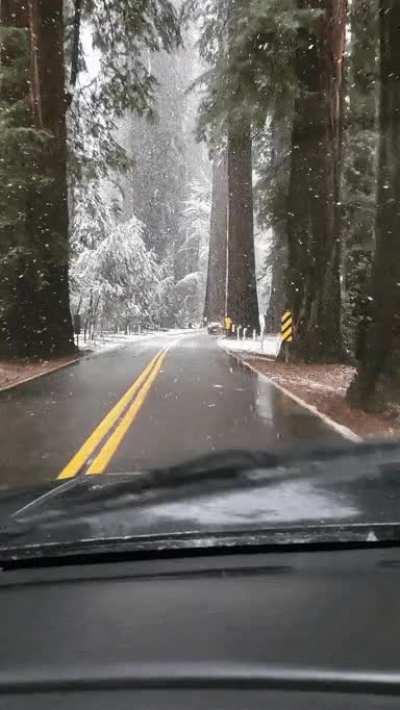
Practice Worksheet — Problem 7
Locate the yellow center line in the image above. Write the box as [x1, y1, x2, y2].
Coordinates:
[87, 349, 168, 476]
[57, 350, 164, 480]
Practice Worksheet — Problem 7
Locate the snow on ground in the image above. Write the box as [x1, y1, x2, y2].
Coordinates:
[78, 332, 154, 355]
[218, 335, 281, 359]
[79, 329, 197, 356]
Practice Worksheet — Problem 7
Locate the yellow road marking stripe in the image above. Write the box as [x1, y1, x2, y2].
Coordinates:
[87, 350, 168, 475]
[57, 350, 164, 480]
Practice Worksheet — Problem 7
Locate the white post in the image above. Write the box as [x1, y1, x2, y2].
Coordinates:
[253, 329, 256, 341]
[276, 336, 283, 359]
[261, 327, 265, 353]
[237, 326, 241, 340]
[243, 327, 248, 340]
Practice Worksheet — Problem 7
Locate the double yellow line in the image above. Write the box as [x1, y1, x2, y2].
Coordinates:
[58, 348, 168, 480]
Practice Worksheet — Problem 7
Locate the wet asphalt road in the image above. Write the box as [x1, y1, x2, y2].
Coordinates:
[0, 331, 341, 488]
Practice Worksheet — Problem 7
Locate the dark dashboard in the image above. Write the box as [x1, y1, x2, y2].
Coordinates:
[1, 545, 400, 708]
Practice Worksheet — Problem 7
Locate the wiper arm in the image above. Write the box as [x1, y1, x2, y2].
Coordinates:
[11, 440, 400, 525]
[9, 449, 281, 525]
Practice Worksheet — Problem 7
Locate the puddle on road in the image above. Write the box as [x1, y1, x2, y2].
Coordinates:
[227, 354, 340, 444]
[254, 376, 339, 442]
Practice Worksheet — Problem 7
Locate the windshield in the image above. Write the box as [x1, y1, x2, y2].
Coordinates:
[0, 0, 399, 549]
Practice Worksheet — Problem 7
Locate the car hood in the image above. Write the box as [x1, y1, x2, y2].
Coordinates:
[1, 441, 400, 560]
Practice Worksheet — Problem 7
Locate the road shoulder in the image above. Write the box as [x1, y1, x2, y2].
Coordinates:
[220, 342, 400, 442]
[0, 356, 80, 393]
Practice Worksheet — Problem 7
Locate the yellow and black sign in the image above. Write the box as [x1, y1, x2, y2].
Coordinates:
[281, 310, 293, 343]
[224, 316, 232, 331]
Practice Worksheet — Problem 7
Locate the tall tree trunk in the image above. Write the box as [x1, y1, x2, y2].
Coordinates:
[0, 0, 75, 358]
[265, 242, 286, 334]
[286, 0, 347, 362]
[204, 152, 228, 323]
[0, 1, 32, 358]
[27, 0, 75, 356]
[264, 100, 292, 334]
[227, 117, 259, 331]
[347, 1, 400, 409]
[224, 0, 259, 332]
[342, 0, 379, 360]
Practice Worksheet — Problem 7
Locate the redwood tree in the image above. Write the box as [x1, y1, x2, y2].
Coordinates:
[263, 99, 293, 334]
[27, 0, 75, 356]
[204, 152, 228, 323]
[286, 0, 347, 362]
[190, 0, 260, 331]
[0, 0, 75, 358]
[225, 0, 259, 332]
[226, 115, 259, 331]
[342, 0, 379, 359]
[348, 0, 400, 409]
[0, 1, 38, 358]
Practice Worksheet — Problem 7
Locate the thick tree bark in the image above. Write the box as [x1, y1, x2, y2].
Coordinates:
[265, 235, 287, 334]
[227, 117, 260, 331]
[0, 1, 32, 358]
[27, 0, 75, 356]
[224, 0, 259, 332]
[286, 0, 347, 362]
[264, 102, 292, 334]
[204, 153, 228, 323]
[0, 0, 75, 358]
[347, 0, 400, 409]
[342, 0, 379, 359]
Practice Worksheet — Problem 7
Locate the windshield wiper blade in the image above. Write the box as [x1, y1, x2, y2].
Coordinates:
[9, 440, 400, 525]
[8, 450, 281, 524]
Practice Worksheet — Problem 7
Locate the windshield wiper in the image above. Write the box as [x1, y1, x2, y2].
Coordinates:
[11, 439, 400, 523]
[0, 441, 400, 564]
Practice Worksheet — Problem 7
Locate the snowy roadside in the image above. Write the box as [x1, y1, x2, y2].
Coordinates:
[217, 335, 281, 359]
[0, 329, 192, 392]
[220, 337, 400, 441]
[0, 334, 152, 392]
[78, 332, 155, 356]
[79, 329, 196, 356]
